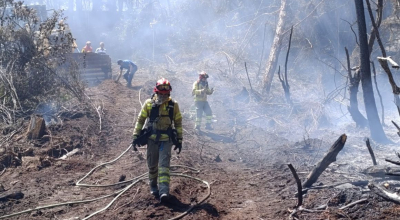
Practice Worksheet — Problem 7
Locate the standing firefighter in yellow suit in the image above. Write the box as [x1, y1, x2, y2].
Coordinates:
[192, 71, 214, 130]
[132, 78, 183, 203]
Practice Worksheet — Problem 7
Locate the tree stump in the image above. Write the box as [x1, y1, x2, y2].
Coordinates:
[26, 115, 46, 140]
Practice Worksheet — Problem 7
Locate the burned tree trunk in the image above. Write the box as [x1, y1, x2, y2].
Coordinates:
[303, 134, 347, 188]
[262, 0, 287, 94]
[278, 26, 293, 105]
[346, 47, 368, 128]
[371, 61, 385, 126]
[355, 0, 388, 143]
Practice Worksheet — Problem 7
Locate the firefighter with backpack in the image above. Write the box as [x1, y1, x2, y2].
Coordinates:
[132, 78, 183, 203]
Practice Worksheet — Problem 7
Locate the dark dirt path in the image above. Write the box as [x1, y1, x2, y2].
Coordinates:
[1, 69, 400, 220]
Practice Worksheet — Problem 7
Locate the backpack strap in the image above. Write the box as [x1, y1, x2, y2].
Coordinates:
[149, 99, 174, 124]
[167, 99, 174, 122]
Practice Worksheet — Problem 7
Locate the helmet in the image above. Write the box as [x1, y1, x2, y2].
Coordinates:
[153, 78, 172, 94]
[199, 71, 209, 79]
[117, 59, 122, 65]
[86, 41, 91, 45]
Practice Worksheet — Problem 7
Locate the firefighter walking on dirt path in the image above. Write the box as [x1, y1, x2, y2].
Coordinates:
[132, 78, 183, 203]
[192, 71, 214, 130]
[116, 59, 138, 87]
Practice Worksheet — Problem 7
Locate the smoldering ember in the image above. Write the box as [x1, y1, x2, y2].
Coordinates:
[3, 0, 400, 219]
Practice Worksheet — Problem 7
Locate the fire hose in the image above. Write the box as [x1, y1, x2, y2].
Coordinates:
[0, 144, 211, 220]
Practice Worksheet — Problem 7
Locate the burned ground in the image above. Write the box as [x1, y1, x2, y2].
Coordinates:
[1, 67, 400, 220]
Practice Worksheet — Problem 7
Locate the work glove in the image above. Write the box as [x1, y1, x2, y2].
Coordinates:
[174, 138, 182, 154]
[132, 135, 138, 151]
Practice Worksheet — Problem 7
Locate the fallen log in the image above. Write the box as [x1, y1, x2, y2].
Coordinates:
[369, 182, 400, 204]
[0, 190, 24, 202]
[303, 134, 347, 188]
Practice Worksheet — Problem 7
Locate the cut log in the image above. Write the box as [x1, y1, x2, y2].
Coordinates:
[302, 134, 347, 188]
[26, 115, 46, 140]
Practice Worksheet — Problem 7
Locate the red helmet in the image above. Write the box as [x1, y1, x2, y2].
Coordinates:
[153, 78, 172, 94]
[199, 71, 209, 80]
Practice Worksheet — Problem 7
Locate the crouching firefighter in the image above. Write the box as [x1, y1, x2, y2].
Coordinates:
[132, 78, 183, 203]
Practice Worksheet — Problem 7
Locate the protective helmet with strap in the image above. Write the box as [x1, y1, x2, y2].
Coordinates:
[199, 71, 209, 80]
[153, 78, 172, 94]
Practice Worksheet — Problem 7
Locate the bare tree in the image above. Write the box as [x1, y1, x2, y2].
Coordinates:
[262, 0, 287, 95]
[354, 0, 388, 143]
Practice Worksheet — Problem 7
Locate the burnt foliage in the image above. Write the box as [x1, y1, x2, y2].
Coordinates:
[0, 0, 84, 124]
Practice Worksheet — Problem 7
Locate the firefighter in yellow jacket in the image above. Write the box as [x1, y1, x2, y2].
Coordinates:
[132, 78, 183, 203]
[192, 71, 214, 130]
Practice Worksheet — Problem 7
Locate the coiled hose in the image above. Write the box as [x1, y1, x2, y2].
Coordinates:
[0, 144, 211, 220]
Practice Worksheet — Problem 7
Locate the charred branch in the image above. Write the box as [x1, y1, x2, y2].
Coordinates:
[377, 58, 400, 95]
[244, 62, 253, 92]
[385, 158, 400, 166]
[371, 62, 385, 126]
[369, 182, 400, 204]
[392, 121, 400, 137]
[365, 138, 377, 165]
[287, 164, 302, 208]
[366, 0, 400, 98]
[303, 134, 347, 188]
[278, 26, 293, 105]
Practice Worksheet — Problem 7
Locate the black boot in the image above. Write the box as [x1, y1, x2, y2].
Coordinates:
[205, 124, 213, 130]
[160, 193, 169, 203]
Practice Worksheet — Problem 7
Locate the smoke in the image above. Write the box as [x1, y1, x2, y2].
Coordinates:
[19, 0, 400, 141]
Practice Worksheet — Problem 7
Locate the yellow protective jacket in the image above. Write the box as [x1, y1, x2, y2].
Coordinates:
[133, 96, 183, 141]
[192, 81, 213, 101]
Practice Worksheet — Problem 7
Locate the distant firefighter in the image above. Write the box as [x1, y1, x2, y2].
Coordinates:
[192, 71, 214, 130]
[95, 42, 106, 54]
[116, 59, 138, 87]
[81, 41, 92, 53]
[132, 78, 183, 203]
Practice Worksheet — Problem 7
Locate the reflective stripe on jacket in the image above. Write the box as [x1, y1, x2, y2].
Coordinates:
[133, 96, 183, 141]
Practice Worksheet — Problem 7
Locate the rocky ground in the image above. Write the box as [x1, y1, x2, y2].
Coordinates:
[1, 66, 400, 220]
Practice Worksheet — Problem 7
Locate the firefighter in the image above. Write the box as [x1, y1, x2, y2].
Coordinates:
[132, 78, 183, 203]
[116, 59, 138, 87]
[81, 41, 92, 53]
[192, 71, 214, 130]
